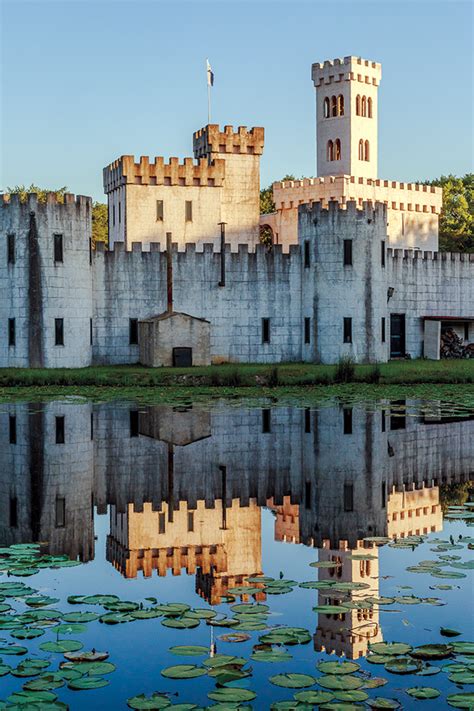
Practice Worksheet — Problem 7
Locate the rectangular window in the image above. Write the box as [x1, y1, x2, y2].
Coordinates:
[129, 318, 139, 345]
[381, 240, 386, 267]
[343, 407, 353, 434]
[55, 498, 66, 528]
[158, 512, 166, 534]
[343, 239, 353, 266]
[118, 202, 121, 224]
[381, 481, 386, 508]
[343, 483, 354, 512]
[262, 408, 271, 433]
[55, 416, 65, 444]
[390, 400, 406, 430]
[185, 200, 193, 222]
[54, 318, 64, 346]
[156, 200, 164, 221]
[343, 317, 352, 344]
[401, 213, 405, 235]
[113, 205, 116, 226]
[9, 415, 17, 444]
[130, 410, 139, 437]
[53, 234, 63, 263]
[381, 410, 386, 432]
[9, 497, 18, 528]
[304, 408, 311, 433]
[8, 318, 15, 346]
[187, 512, 194, 532]
[262, 318, 270, 344]
[464, 322, 469, 341]
[90, 412, 94, 440]
[304, 240, 310, 268]
[7, 234, 15, 264]
[90, 318, 93, 345]
[381, 317, 386, 343]
[304, 317, 311, 344]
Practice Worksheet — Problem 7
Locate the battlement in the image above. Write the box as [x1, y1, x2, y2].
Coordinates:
[312, 56, 382, 87]
[95, 239, 296, 258]
[387, 247, 474, 263]
[103, 155, 226, 193]
[299, 198, 387, 223]
[193, 124, 265, 159]
[1, 192, 92, 210]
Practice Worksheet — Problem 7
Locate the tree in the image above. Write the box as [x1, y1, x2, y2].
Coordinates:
[424, 174, 473, 252]
[4, 184, 108, 247]
[260, 174, 296, 215]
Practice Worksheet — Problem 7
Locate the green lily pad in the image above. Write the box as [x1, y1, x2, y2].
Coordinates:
[23, 674, 65, 691]
[127, 692, 171, 709]
[452, 642, 474, 656]
[0, 644, 27, 655]
[81, 594, 119, 605]
[202, 654, 246, 668]
[416, 665, 441, 676]
[99, 612, 135, 624]
[334, 690, 369, 701]
[169, 645, 208, 656]
[130, 609, 162, 620]
[251, 649, 293, 663]
[207, 688, 256, 702]
[24, 597, 60, 608]
[6, 690, 58, 705]
[317, 661, 360, 675]
[40, 640, 83, 653]
[370, 642, 412, 656]
[206, 617, 239, 628]
[447, 692, 474, 708]
[68, 676, 109, 690]
[431, 570, 466, 579]
[0, 662, 12, 676]
[362, 677, 388, 689]
[367, 654, 394, 665]
[406, 687, 440, 699]
[269, 672, 316, 688]
[384, 657, 421, 674]
[63, 651, 109, 663]
[61, 612, 99, 623]
[161, 664, 207, 679]
[103, 601, 139, 612]
[260, 627, 311, 645]
[441, 627, 461, 637]
[317, 675, 363, 690]
[313, 605, 349, 614]
[161, 617, 199, 629]
[10, 628, 44, 639]
[449, 671, 474, 684]
[184, 609, 216, 620]
[366, 699, 400, 709]
[293, 690, 335, 704]
[309, 561, 341, 568]
[410, 644, 453, 659]
[54, 623, 87, 635]
[153, 603, 190, 615]
[230, 603, 269, 615]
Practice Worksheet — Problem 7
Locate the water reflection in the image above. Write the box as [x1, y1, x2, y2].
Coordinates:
[1, 400, 472, 660]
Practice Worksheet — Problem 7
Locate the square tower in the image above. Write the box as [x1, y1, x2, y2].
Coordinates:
[312, 56, 382, 179]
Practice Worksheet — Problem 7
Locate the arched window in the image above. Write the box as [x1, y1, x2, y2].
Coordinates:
[361, 96, 367, 117]
[327, 140, 334, 161]
[356, 95, 361, 116]
[334, 139, 341, 160]
[331, 95, 337, 117]
[358, 139, 364, 160]
[365, 140, 370, 161]
[367, 97, 373, 118]
[323, 97, 330, 118]
[337, 94, 344, 116]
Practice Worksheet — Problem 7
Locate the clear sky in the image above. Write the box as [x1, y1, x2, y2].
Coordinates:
[1, 0, 472, 202]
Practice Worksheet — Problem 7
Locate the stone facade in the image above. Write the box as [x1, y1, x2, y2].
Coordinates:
[139, 312, 211, 367]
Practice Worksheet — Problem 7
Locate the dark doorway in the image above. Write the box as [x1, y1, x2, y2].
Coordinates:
[390, 314, 406, 357]
[173, 347, 192, 367]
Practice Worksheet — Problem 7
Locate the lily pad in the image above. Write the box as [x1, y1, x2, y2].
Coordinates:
[161, 664, 207, 679]
[54, 623, 87, 635]
[334, 690, 369, 701]
[127, 693, 171, 709]
[293, 690, 335, 704]
[317, 675, 363, 690]
[202, 654, 246, 668]
[260, 627, 311, 646]
[366, 699, 400, 709]
[317, 661, 360, 675]
[410, 643, 453, 660]
[161, 617, 199, 629]
[207, 688, 256, 702]
[68, 676, 109, 690]
[269, 673, 316, 688]
[169, 645, 208, 656]
[406, 687, 440, 699]
[61, 612, 99, 623]
[40, 640, 83, 653]
[452, 642, 474, 656]
[60, 660, 115, 675]
[449, 671, 474, 684]
[251, 649, 293, 663]
[10, 628, 44, 639]
[370, 642, 412, 656]
[362, 677, 388, 689]
[230, 603, 269, 615]
[447, 692, 474, 708]
[0, 644, 27, 655]
[384, 657, 421, 674]
[313, 605, 349, 614]
[23, 674, 65, 691]
[441, 627, 462, 637]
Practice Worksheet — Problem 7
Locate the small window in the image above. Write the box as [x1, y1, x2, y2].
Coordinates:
[90, 412, 94, 440]
[262, 408, 271, 433]
[262, 318, 270, 344]
[390, 400, 406, 430]
[358, 139, 364, 161]
[343, 483, 354, 512]
[343, 407, 353, 434]
[8, 318, 16, 346]
[337, 94, 344, 116]
[381, 481, 386, 508]
[130, 410, 139, 437]
[7, 234, 15, 264]
[187, 512, 194, 532]
[156, 200, 164, 221]
[323, 97, 330, 118]
[304, 317, 311, 344]
[185, 200, 193, 222]
[118, 202, 121, 223]
[55, 498, 66, 528]
[158, 512, 166, 534]
[55, 416, 65, 444]
[343, 239, 352, 266]
[90, 318, 93, 346]
[327, 140, 334, 162]
[381, 410, 386, 432]
[113, 205, 116, 226]
[54, 318, 64, 346]
[9, 415, 17, 444]
[334, 138, 341, 160]
[368, 97, 373, 118]
[343, 317, 352, 344]
[304, 240, 310, 268]
[381, 317, 386, 343]
[331, 95, 337, 117]
[356, 95, 361, 115]
[464, 322, 469, 340]
[9, 497, 18, 528]
[381, 240, 385, 267]
[304, 408, 311, 433]
[364, 140, 370, 161]
[129, 318, 139, 345]
[361, 96, 367, 117]
[54, 234, 63, 263]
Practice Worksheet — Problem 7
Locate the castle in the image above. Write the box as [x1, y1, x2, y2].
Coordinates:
[1, 55, 473, 368]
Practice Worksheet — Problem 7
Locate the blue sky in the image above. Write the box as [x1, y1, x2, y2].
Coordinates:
[1, 0, 472, 201]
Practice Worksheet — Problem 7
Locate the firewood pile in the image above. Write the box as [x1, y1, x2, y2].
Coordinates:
[440, 328, 474, 358]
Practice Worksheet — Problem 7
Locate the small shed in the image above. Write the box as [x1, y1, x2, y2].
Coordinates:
[139, 311, 211, 367]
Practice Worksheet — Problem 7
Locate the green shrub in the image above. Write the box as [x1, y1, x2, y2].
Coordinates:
[334, 356, 356, 383]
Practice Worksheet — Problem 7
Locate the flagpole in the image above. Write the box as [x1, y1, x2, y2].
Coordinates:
[207, 58, 211, 124]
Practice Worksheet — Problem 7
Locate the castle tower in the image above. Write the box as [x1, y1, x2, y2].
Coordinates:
[312, 56, 382, 180]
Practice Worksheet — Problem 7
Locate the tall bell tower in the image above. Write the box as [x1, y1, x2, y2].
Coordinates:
[312, 56, 382, 179]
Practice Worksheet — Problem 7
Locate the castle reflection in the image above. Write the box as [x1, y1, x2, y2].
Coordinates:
[1, 400, 472, 659]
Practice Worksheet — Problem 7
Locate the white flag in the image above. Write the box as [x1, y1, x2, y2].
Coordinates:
[207, 59, 214, 87]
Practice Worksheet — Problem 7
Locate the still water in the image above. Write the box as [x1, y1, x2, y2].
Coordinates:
[0, 399, 473, 710]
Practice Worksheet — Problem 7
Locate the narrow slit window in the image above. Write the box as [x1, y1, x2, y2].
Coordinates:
[55, 498, 66, 528]
[304, 408, 311, 433]
[343, 239, 353, 266]
[54, 318, 64, 346]
[7, 234, 15, 264]
[262, 408, 271, 433]
[53, 234, 63, 263]
[156, 200, 164, 221]
[381, 481, 386, 508]
[343, 407, 353, 434]
[262, 318, 270, 344]
[90, 412, 94, 440]
[8, 318, 16, 346]
[118, 202, 121, 223]
[158, 512, 166, 534]
[187, 512, 194, 532]
[129, 318, 139, 345]
[55, 416, 65, 444]
[304, 240, 310, 268]
[381, 317, 386, 343]
[9, 415, 17, 444]
[9, 497, 18, 528]
[185, 200, 193, 222]
[90, 318, 93, 345]
[343, 483, 354, 512]
[381, 240, 386, 267]
[129, 410, 139, 437]
[304, 317, 311, 344]
[343, 317, 352, 344]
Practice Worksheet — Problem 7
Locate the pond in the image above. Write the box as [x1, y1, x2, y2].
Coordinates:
[0, 398, 473, 710]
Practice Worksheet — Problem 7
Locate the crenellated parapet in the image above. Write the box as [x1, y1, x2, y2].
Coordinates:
[103, 155, 225, 193]
[193, 124, 265, 159]
[312, 55, 382, 87]
[1, 192, 91, 213]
